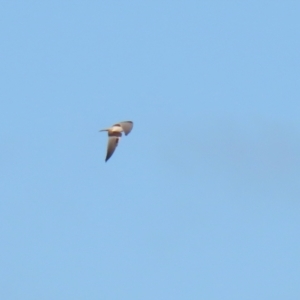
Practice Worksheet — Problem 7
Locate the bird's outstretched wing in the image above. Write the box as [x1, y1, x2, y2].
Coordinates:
[114, 121, 133, 136]
[106, 133, 121, 162]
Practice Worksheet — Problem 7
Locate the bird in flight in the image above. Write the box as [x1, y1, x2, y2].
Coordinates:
[99, 121, 133, 162]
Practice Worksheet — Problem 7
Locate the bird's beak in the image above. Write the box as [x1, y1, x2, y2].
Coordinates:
[99, 129, 108, 132]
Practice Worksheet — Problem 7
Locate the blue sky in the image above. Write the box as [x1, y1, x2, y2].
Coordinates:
[1, 1, 300, 299]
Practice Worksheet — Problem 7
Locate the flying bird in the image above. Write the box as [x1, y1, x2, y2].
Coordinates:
[99, 121, 133, 162]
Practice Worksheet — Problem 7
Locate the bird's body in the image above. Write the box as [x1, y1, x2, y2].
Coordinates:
[108, 125, 123, 134]
[99, 121, 133, 162]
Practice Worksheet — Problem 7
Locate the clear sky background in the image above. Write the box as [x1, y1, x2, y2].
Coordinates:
[1, 1, 299, 299]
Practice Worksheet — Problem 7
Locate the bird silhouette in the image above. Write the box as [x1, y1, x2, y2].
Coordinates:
[99, 121, 133, 162]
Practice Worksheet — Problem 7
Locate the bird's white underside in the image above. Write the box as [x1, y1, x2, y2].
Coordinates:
[110, 126, 123, 133]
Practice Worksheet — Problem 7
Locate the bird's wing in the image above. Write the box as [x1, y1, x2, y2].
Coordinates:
[114, 121, 133, 136]
[105, 135, 120, 162]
